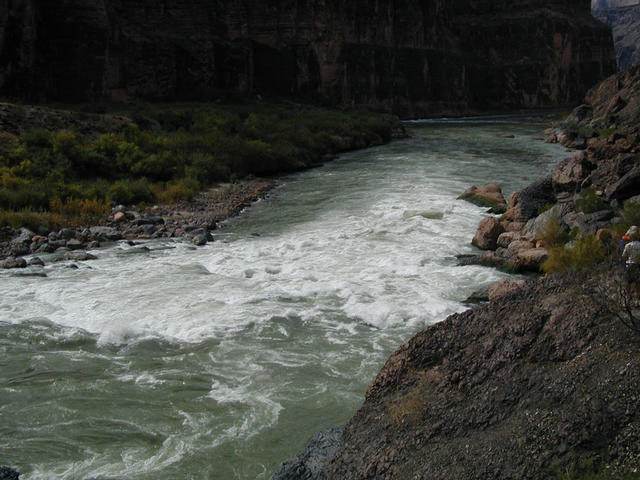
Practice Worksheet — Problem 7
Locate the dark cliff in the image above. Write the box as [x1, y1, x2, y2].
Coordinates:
[0, 0, 616, 117]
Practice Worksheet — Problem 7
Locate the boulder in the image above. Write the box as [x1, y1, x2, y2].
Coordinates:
[0, 467, 20, 480]
[272, 428, 342, 480]
[503, 176, 556, 223]
[488, 279, 527, 302]
[1, 257, 27, 269]
[472, 217, 504, 250]
[28, 257, 45, 266]
[458, 184, 507, 211]
[496, 231, 522, 248]
[66, 239, 84, 250]
[10, 228, 34, 246]
[551, 155, 591, 195]
[515, 248, 548, 271]
[88, 226, 122, 241]
[605, 166, 640, 202]
[63, 251, 98, 261]
[57, 228, 76, 240]
[563, 210, 617, 235]
[113, 211, 127, 223]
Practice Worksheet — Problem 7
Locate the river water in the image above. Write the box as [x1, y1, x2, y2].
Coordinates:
[0, 119, 567, 479]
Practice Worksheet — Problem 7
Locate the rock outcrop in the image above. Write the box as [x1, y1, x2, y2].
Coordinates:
[0, 0, 616, 117]
[321, 274, 640, 479]
[592, 1, 640, 70]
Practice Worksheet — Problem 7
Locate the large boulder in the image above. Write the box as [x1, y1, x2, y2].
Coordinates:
[472, 217, 504, 251]
[605, 165, 640, 202]
[551, 154, 592, 195]
[503, 176, 556, 223]
[458, 184, 507, 212]
[0, 467, 20, 480]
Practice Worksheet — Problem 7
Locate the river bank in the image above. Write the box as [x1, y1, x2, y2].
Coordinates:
[273, 66, 640, 479]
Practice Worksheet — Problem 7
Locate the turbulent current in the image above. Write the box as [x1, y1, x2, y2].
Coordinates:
[0, 119, 567, 479]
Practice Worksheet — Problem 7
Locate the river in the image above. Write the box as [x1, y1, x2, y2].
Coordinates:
[0, 118, 567, 479]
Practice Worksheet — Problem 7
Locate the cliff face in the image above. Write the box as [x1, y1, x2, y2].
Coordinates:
[0, 0, 616, 116]
[592, 1, 640, 70]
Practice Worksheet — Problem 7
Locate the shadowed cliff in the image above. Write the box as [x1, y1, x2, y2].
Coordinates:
[0, 0, 616, 117]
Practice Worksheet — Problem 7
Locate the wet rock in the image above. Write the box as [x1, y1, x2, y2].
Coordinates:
[9, 245, 29, 257]
[464, 285, 491, 304]
[86, 240, 100, 249]
[36, 243, 56, 254]
[472, 216, 504, 250]
[89, 226, 122, 241]
[0, 466, 20, 480]
[28, 256, 45, 266]
[1, 257, 27, 269]
[272, 428, 342, 480]
[192, 233, 208, 246]
[458, 184, 507, 211]
[63, 251, 97, 261]
[66, 239, 84, 250]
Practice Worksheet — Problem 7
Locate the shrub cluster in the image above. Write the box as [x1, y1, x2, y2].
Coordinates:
[0, 103, 396, 229]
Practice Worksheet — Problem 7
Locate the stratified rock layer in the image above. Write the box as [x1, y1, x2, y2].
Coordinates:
[0, 0, 616, 116]
[593, 1, 640, 70]
[322, 275, 640, 479]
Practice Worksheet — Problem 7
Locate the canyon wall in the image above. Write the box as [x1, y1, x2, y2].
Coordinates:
[0, 0, 616, 117]
[592, 1, 640, 70]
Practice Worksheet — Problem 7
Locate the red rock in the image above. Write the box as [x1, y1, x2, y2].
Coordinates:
[472, 217, 504, 251]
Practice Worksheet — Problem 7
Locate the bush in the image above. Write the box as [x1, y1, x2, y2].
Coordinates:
[108, 179, 155, 205]
[156, 178, 201, 203]
[542, 234, 607, 274]
[575, 187, 610, 214]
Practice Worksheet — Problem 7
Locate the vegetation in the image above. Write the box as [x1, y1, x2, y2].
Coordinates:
[0, 102, 397, 229]
[574, 186, 610, 214]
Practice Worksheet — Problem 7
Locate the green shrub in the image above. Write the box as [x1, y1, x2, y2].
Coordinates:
[108, 178, 155, 205]
[542, 234, 607, 274]
[575, 187, 610, 214]
[156, 178, 201, 203]
[556, 459, 639, 479]
[539, 217, 571, 248]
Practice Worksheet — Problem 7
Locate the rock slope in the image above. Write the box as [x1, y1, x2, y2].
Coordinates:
[0, 0, 616, 117]
[322, 274, 640, 479]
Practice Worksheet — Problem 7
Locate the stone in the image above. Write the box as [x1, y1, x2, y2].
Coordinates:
[1, 257, 27, 269]
[272, 428, 342, 480]
[515, 248, 548, 270]
[0, 467, 20, 480]
[11, 228, 34, 246]
[605, 166, 640, 202]
[496, 231, 522, 248]
[57, 228, 76, 240]
[192, 234, 208, 246]
[551, 156, 591, 195]
[458, 184, 507, 210]
[507, 239, 537, 254]
[63, 252, 98, 261]
[28, 257, 45, 266]
[488, 279, 527, 302]
[503, 176, 556, 223]
[472, 217, 504, 251]
[66, 239, 84, 250]
[88, 226, 122, 241]
[113, 211, 127, 223]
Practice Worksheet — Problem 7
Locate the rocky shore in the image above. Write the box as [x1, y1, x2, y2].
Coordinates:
[272, 65, 640, 479]
[0, 177, 274, 269]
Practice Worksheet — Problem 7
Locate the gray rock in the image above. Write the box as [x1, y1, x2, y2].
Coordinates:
[28, 256, 45, 266]
[11, 227, 34, 246]
[192, 233, 208, 246]
[605, 166, 640, 202]
[63, 252, 98, 261]
[9, 246, 29, 257]
[0, 466, 20, 480]
[88, 226, 122, 241]
[57, 228, 76, 240]
[271, 428, 343, 480]
[506, 175, 556, 222]
[1, 257, 27, 269]
[36, 243, 55, 254]
[66, 239, 84, 250]
[86, 240, 100, 249]
[133, 214, 164, 226]
[564, 210, 616, 234]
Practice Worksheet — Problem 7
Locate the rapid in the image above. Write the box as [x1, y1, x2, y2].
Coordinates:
[0, 119, 568, 479]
